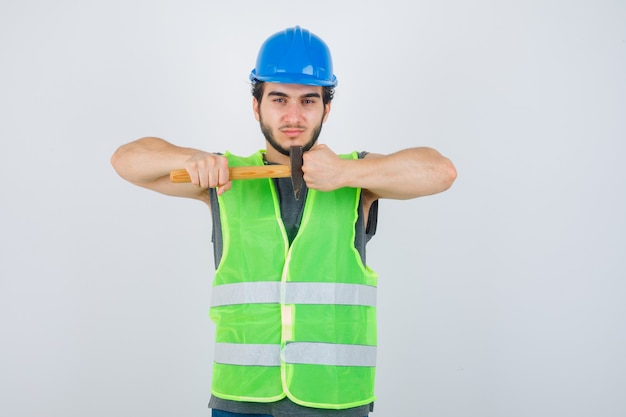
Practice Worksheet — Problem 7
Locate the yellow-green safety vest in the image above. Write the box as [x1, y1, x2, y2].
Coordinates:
[209, 150, 378, 410]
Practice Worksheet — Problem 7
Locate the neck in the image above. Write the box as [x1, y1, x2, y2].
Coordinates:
[264, 143, 291, 165]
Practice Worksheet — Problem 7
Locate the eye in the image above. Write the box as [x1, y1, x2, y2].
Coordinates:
[302, 99, 315, 104]
[273, 97, 285, 103]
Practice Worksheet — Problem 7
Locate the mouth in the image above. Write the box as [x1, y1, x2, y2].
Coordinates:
[280, 127, 306, 138]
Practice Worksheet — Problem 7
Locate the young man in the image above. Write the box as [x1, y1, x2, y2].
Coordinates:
[111, 26, 456, 417]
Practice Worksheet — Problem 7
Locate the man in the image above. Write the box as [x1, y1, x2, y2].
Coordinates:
[111, 26, 456, 417]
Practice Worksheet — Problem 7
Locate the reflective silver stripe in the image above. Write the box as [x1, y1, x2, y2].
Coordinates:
[211, 282, 376, 307]
[213, 342, 376, 367]
[284, 283, 376, 307]
[211, 282, 280, 307]
[213, 342, 281, 366]
[283, 342, 377, 367]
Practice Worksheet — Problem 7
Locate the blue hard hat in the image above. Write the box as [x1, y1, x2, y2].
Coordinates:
[249, 26, 337, 87]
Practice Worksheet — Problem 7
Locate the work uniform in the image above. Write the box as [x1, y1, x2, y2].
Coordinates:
[207, 151, 378, 417]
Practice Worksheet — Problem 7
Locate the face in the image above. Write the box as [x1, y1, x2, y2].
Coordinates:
[253, 83, 330, 159]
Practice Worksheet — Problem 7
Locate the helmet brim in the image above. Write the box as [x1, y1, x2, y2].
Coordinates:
[250, 70, 337, 88]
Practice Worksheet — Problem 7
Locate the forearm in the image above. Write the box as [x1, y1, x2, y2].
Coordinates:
[343, 147, 457, 200]
[111, 137, 199, 185]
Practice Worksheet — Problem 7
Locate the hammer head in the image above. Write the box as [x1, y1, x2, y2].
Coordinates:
[289, 146, 304, 200]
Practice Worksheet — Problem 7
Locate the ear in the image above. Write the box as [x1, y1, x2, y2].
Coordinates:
[252, 97, 260, 121]
[322, 102, 331, 123]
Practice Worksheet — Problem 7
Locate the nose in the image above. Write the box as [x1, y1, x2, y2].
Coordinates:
[283, 101, 303, 124]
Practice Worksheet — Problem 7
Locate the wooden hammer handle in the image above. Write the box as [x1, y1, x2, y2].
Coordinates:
[170, 165, 291, 183]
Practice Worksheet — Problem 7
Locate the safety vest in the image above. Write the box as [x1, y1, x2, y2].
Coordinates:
[209, 150, 378, 410]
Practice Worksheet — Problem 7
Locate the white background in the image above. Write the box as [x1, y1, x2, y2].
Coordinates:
[1, 1, 625, 416]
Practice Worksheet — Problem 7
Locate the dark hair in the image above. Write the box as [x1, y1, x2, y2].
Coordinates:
[251, 80, 335, 105]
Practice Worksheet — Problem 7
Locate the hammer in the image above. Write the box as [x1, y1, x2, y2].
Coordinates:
[169, 146, 304, 199]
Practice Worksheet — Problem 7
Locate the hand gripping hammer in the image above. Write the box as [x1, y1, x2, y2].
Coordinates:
[169, 146, 304, 200]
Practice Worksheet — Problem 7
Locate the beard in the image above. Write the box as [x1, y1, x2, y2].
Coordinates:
[259, 114, 324, 157]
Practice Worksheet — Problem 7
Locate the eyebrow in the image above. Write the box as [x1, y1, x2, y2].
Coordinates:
[267, 91, 322, 99]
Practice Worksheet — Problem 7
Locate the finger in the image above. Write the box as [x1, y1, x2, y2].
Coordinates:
[201, 166, 217, 189]
[207, 160, 227, 189]
[206, 168, 219, 189]
[217, 181, 233, 196]
[186, 167, 200, 187]
[218, 163, 230, 187]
